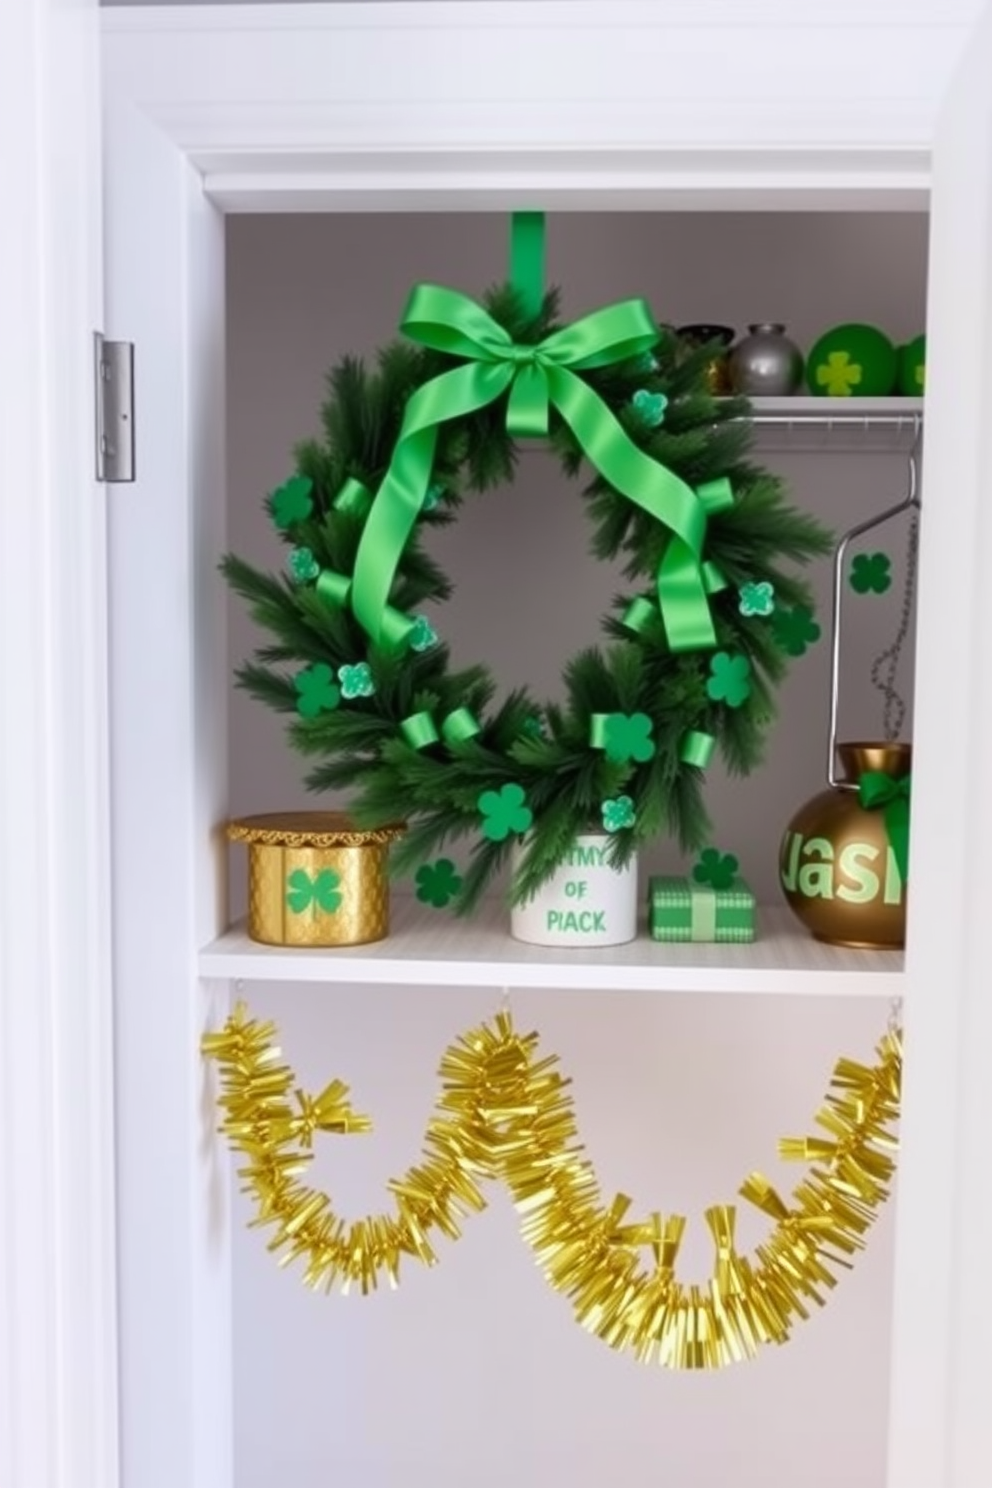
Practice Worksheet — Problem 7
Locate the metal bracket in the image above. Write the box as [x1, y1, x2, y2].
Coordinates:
[94, 333, 135, 484]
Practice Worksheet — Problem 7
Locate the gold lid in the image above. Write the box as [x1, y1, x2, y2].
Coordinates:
[226, 812, 406, 848]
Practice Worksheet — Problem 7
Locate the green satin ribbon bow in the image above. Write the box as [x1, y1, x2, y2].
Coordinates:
[858, 771, 911, 884]
[349, 285, 729, 654]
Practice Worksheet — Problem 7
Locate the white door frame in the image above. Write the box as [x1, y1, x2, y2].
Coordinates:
[1, 0, 118, 1486]
[95, 4, 992, 1487]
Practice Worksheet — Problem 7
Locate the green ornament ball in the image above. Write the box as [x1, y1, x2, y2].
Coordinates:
[806, 323, 898, 397]
[896, 334, 926, 396]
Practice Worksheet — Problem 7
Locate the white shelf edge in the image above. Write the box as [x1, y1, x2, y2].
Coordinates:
[199, 901, 904, 995]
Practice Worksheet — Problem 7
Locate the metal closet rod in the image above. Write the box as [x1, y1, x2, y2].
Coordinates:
[745, 412, 923, 431]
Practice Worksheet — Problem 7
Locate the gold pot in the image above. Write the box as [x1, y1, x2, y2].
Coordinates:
[228, 812, 405, 947]
[779, 742, 909, 949]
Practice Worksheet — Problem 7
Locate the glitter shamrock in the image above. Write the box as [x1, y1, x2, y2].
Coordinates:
[338, 662, 375, 700]
[631, 389, 668, 427]
[602, 712, 656, 764]
[285, 867, 342, 915]
[849, 552, 892, 595]
[414, 858, 463, 909]
[288, 546, 320, 584]
[706, 652, 752, 709]
[601, 795, 636, 832]
[522, 715, 545, 739]
[294, 663, 341, 718]
[477, 782, 533, 842]
[635, 352, 659, 374]
[422, 482, 445, 513]
[271, 474, 314, 529]
[815, 352, 863, 397]
[738, 580, 775, 618]
[409, 615, 439, 652]
[692, 847, 740, 890]
[771, 604, 821, 657]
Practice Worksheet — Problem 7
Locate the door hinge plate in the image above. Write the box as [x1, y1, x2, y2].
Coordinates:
[94, 333, 135, 484]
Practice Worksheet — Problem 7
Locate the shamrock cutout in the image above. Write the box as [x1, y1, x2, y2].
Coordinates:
[706, 652, 752, 709]
[338, 662, 375, 700]
[738, 580, 775, 618]
[849, 552, 892, 595]
[286, 867, 342, 915]
[415, 858, 463, 909]
[631, 389, 668, 428]
[294, 663, 341, 718]
[602, 712, 656, 764]
[271, 474, 314, 530]
[692, 847, 739, 890]
[288, 546, 320, 584]
[409, 615, 439, 653]
[602, 795, 636, 832]
[477, 782, 533, 842]
[771, 605, 821, 657]
[422, 482, 445, 513]
[815, 352, 862, 397]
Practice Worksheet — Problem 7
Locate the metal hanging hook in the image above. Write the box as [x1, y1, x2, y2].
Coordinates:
[826, 425, 923, 789]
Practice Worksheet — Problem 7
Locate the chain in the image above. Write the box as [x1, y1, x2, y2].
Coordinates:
[869, 508, 919, 742]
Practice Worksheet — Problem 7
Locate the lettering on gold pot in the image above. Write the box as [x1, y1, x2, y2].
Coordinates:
[780, 831, 904, 907]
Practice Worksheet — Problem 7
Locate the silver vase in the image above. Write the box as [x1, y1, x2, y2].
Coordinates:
[729, 323, 804, 396]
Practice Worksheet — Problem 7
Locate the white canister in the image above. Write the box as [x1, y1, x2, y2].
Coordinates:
[509, 835, 638, 948]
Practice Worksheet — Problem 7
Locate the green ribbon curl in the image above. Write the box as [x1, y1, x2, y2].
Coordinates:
[349, 284, 732, 653]
[679, 730, 716, 769]
[314, 569, 414, 651]
[400, 707, 481, 751]
[858, 771, 911, 884]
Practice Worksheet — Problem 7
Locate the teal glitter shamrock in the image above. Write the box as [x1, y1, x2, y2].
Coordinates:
[772, 604, 822, 657]
[422, 482, 445, 513]
[285, 867, 342, 915]
[338, 662, 375, 700]
[522, 715, 545, 739]
[271, 474, 314, 530]
[849, 552, 892, 595]
[409, 615, 439, 652]
[631, 389, 668, 427]
[738, 580, 775, 618]
[601, 795, 636, 832]
[414, 858, 463, 909]
[477, 782, 533, 842]
[294, 663, 341, 718]
[705, 652, 752, 709]
[692, 847, 740, 890]
[288, 546, 320, 584]
[602, 711, 656, 764]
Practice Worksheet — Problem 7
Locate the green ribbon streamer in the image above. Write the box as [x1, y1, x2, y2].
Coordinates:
[589, 714, 609, 750]
[679, 730, 716, 769]
[858, 771, 911, 884]
[350, 232, 732, 652]
[509, 211, 546, 320]
[400, 706, 481, 751]
[315, 569, 415, 651]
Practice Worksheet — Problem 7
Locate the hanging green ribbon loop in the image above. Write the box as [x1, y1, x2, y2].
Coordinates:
[333, 477, 373, 519]
[858, 771, 911, 883]
[350, 275, 727, 651]
[400, 711, 441, 751]
[679, 730, 716, 769]
[400, 706, 481, 752]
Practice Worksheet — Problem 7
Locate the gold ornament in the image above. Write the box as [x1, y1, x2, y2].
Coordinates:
[228, 812, 405, 948]
[203, 1006, 901, 1369]
[780, 742, 909, 948]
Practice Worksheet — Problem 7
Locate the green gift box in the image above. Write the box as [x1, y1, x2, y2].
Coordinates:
[648, 875, 756, 943]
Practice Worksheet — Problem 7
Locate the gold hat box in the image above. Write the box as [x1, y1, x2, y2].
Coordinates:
[228, 812, 405, 948]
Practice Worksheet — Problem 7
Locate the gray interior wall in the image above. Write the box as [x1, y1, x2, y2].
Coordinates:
[224, 209, 925, 1488]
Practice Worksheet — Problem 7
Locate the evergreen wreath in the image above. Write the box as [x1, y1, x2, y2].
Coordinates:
[223, 215, 830, 912]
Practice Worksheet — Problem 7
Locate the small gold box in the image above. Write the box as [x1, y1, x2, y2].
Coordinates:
[228, 812, 405, 948]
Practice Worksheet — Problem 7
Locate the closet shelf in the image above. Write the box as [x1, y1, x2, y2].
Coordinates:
[733, 396, 923, 452]
[199, 900, 904, 995]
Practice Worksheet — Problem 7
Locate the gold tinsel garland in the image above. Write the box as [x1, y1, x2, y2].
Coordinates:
[202, 1005, 901, 1370]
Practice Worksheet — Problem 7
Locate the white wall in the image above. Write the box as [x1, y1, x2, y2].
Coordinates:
[224, 210, 926, 1488]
